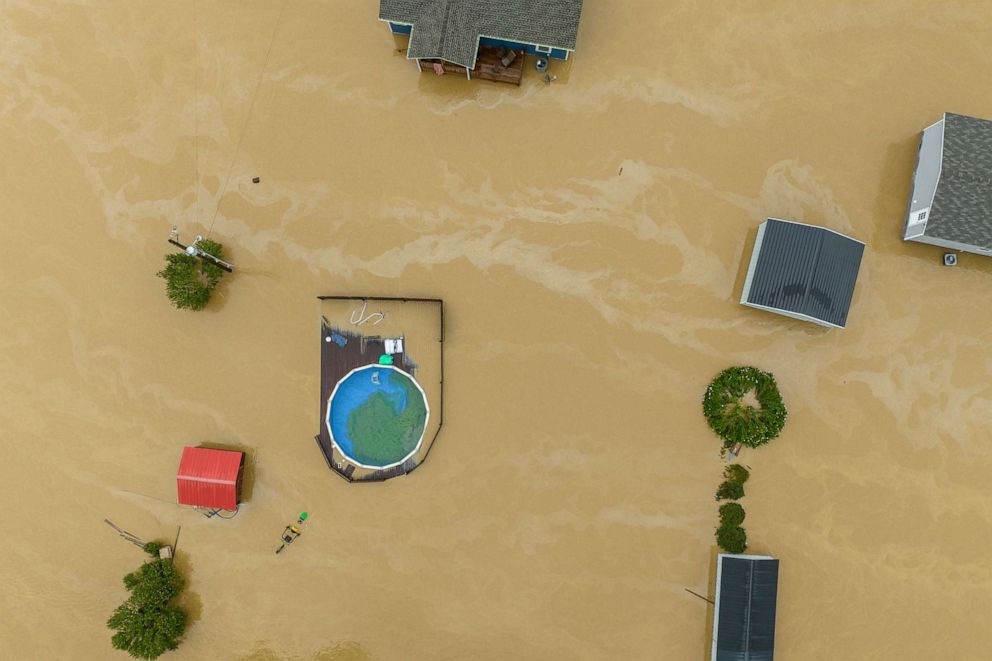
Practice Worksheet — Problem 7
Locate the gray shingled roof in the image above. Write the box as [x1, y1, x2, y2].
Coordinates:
[925, 113, 992, 248]
[379, 0, 583, 69]
[714, 556, 779, 661]
[741, 219, 865, 328]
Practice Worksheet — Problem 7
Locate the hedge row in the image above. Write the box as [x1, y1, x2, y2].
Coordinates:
[715, 463, 750, 553]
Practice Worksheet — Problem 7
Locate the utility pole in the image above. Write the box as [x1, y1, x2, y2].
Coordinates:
[168, 226, 234, 273]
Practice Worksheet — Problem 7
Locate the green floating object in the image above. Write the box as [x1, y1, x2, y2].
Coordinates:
[378, 354, 393, 365]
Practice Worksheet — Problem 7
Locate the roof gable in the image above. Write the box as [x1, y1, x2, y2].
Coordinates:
[925, 113, 992, 248]
[176, 447, 243, 509]
[714, 556, 779, 661]
[741, 219, 864, 328]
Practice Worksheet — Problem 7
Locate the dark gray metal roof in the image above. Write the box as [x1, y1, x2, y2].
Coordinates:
[715, 557, 779, 661]
[379, 0, 583, 68]
[743, 219, 864, 328]
[925, 112, 992, 248]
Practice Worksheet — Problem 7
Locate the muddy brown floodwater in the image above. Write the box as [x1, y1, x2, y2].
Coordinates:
[2, 1, 992, 660]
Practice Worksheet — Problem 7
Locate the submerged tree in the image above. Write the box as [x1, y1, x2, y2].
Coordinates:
[157, 239, 225, 311]
[108, 599, 186, 660]
[108, 544, 187, 659]
[142, 541, 163, 557]
[702, 366, 787, 451]
[715, 480, 745, 501]
[723, 463, 750, 485]
[716, 524, 747, 554]
[718, 502, 746, 528]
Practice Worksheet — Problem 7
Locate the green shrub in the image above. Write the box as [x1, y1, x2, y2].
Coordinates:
[108, 558, 187, 659]
[156, 239, 225, 311]
[718, 502, 746, 527]
[123, 560, 183, 605]
[702, 366, 787, 451]
[109, 602, 186, 660]
[715, 480, 744, 501]
[142, 541, 163, 557]
[723, 464, 750, 485]
[716, 524, 747, 554]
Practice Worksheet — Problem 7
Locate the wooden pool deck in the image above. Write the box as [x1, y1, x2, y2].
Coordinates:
[315, 296, 444, 483]
[419, 45, 525, 86]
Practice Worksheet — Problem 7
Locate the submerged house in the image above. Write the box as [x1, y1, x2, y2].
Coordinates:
[379, 0, 583, 83]
[711, 554, 779, 661]
[740, 218, 865, 329]
[904, 112, 992, 255]
[176, 446, 244, 511]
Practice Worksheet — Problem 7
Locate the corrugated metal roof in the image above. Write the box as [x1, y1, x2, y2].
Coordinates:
[176, 447, 243, 510]
[741, 219, 864, 328]
[379, 0, 584, 69]
[714, 556, 779, 661]
[924, 112, 992, 249]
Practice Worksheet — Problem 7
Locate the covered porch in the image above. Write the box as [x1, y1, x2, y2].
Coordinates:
[417, 45, 525, 85]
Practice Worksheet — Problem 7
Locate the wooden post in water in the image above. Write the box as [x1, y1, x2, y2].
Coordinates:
[684, 588, 715, 605]
[104, 519, 145, 549]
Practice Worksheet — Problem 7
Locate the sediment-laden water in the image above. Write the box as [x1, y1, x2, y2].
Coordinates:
[2, 2, 992, 659]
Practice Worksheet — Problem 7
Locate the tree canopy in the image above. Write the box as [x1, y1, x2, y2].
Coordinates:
[718, 502, 746, 528]
[723, 463, 750, 485]
[107, 547, 187, 660]
[156, 239, 225, 311]
[715, 480, 745, 501]
[716, 524, 747, 554]
[702, 366, 787, 451]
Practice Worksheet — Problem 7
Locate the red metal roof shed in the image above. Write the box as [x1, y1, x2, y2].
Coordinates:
[176, 447, 244, 510]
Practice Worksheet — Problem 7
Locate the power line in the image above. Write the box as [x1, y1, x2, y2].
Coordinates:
[205, 0, 290, 239]
[193, 0, 199, 227]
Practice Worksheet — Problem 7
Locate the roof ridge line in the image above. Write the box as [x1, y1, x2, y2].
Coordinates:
[803, 227, 826, 314]
[177, 476, 237, 484]
[436, 0, 455, 57]
[744, 559, 755, 661]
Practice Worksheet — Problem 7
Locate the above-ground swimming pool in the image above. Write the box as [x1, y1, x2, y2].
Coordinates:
[326, 365, 429, 469]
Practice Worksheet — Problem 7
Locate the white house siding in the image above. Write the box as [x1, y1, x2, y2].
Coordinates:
[739, 222, 767, 305]
[904, 118, 944, 239]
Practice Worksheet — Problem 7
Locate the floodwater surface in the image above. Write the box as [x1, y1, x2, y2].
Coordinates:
[2, 1, 992, 660]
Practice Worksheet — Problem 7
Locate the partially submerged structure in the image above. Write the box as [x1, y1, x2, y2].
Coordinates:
[740, 218, 865, 329]
[904, 112, 992, 255]
[316, 297, 443, 482]
[379, 0, 583, 84]
[176, 446, 244, 511]
[711, 554, 780, 661]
